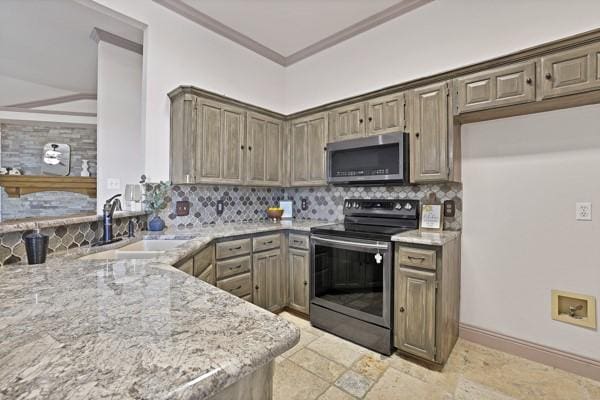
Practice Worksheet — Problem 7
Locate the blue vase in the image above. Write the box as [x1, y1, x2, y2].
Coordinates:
[148, 215, 165, 231]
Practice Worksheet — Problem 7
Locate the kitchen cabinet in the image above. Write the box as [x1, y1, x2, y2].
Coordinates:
[328, 103, 366, 142]
[410, 82, 452, 183]
[288, 247, 310, 314]
[455, 61, 536, 113]
[194, 244, 216, 285]
[215, 237, 252, 300]
[394, 237, 461, 365]
[540, 42, 600, 99]
[246, 112, 283, 186]
[366, 93, 406, 136]
[253, 248, 284, 312]
[290, 113, 328, 186]
[395, 267, 437, 361]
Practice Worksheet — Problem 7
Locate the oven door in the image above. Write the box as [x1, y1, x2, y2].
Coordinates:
[310, 235, 392, 328]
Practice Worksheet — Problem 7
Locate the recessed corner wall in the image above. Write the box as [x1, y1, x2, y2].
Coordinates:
[461, 104, 600, 361]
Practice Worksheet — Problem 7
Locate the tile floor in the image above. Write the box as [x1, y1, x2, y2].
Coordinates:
[275, 312, 600, 400]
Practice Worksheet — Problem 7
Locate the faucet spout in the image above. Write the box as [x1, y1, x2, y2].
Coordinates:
[102, 194, 122, 243]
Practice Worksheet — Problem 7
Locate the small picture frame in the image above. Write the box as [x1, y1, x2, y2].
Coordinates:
[420, 204, 443, 232]
[279, 200, 293, 219]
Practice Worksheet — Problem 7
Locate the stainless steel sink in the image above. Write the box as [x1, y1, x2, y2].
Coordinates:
[80, 240, 187, 260]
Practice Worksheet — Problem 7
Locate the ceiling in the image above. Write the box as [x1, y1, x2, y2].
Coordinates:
[0, 0, 143, 98]
[156, 0, 432, 65]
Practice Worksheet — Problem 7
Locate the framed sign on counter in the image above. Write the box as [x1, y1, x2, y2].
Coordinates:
[420, 204, 443, 232]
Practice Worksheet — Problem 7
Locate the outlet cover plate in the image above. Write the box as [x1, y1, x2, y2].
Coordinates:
[576, 202, 592, 221]
[176, 201, 190, 216]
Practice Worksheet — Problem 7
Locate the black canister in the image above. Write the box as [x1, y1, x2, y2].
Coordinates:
[24, 231, 49, 265]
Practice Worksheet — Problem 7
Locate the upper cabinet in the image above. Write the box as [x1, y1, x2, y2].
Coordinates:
[366, 93, 407, 136]
[290, 113, 328, 186]
[410, 82, 449, 183]
[540, 42, 600, 99]
[455, 61, 536, 113]
[170, 94, 196, 184]
[246, 112, 283, 186]
[328, 103, 366, 142]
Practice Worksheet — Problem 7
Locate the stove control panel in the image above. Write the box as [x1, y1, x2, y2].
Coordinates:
[343, 199, 419, 218]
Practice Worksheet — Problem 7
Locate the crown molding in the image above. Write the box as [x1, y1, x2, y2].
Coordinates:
[152, 0, 432, 66]
[6, 93, 97, 109]
[0, 106, 96, 117]
[90, 27, 143, 55]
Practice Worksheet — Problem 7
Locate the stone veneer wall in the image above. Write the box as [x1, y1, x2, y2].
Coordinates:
[0, 215, 147, 266]
[161, 183, 462, 231]
[0, 123, 97, 220]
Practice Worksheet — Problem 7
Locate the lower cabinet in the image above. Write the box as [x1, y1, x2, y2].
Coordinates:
[253, 248, 284, 312]
[194, 244, 216, 285]
[393, 238, 461, 365]
[288, 247, 310, 314]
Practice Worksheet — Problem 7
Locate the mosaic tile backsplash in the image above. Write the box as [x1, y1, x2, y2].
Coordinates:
[161, 183, 462, 231]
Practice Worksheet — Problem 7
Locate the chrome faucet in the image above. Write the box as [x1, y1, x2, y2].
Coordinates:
[102, 194, 122, 243]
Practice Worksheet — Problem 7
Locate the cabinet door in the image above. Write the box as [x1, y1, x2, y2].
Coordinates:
[456, 61, 536, 113]
[410, 82, 449, 182]
[253, 249, 283, 312]
[170, 94, 196, 184]
[366, 93, 406, 136]
[290, 113, 328, 186]
[289, 248, 310, 314]
[395, 267, 437, 361]
[246, 112, 283, 186]
[221, 105, 246, 184]
[329, 103, 366, 142]
[196, 100, 222, 181]
[541, 42, 600, 99]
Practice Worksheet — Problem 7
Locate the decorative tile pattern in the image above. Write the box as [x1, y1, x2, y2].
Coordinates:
[159, 183, 462, 230]
[0, 215, 147, 266]
[0, 122, 97, 220]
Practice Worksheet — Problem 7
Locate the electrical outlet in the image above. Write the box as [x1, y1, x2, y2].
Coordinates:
[576, 202, 592, 221]
[107, 178, 120, 190]
[216, 200, 224, 216]
[301, 198, 308, 211]
[176, 201, 190, 216]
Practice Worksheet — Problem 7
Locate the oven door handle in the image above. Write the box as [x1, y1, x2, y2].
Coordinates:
[311, 236, 389, 250]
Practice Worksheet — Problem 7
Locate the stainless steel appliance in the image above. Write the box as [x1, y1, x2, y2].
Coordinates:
[310, 198, 419, 355]
[326, 132, 409, 185]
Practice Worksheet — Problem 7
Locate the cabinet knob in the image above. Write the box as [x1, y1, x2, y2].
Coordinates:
[399, 306, 405, 313]
[303, 281, 308, 286]
[323, 147, 327, 151]
[248, 146, 252, 151]
[415, 132, 420, 138]
[526, 77, 533, 85]
[359, 118, 364, 124]
[241, 145, 245, 150]
[255, 285, 259, 290]
[368, 117, 373, 122]
[545, 73, 552, 80]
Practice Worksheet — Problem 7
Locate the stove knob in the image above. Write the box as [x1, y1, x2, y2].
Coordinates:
[394, 202, 403, 210]
[404, 203, 413, 210]
[345, 201, 351, 208]
[354, 202, 360, 209]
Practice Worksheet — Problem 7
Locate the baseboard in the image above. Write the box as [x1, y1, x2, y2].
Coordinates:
[459, 323, 600, 382]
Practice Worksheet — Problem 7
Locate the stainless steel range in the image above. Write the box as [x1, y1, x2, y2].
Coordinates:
[310, 198, 419, 355]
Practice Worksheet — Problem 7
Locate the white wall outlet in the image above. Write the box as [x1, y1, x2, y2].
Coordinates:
[107, 178, 121, 190]
[576, 202, 592, 221]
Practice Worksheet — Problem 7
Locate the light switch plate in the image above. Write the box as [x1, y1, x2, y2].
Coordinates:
[576, 202, 592, 221]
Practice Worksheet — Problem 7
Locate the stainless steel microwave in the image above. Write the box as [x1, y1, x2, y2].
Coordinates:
[326, 132, 409, 185]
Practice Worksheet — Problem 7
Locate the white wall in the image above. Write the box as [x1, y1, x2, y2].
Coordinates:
[0, 74, 75, 106]
[96, 41, 143, 212]
[283, 0, 600, 113]
[461, 105, 600, 360]
[90, 0, 286, 181]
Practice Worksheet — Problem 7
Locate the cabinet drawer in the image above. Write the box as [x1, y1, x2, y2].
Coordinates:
[216, 238, 251, 259]
[193, 245, 214, 276]
[253, 234, 281, 252]
[217, 273, 252, 297]
[198, 263, 216, 285]
[216, 255, 251, 280]
[289, 233, 309, 250]
[398, 247, 436, 270]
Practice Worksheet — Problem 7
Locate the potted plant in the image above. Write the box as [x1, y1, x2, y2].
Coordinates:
[144, 180, 170, 231]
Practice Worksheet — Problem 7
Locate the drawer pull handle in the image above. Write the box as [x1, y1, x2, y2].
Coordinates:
[230, 265, 242, 270]
[407, 256, 425, 261]
[232, 285, 242, 291]
[293, 240, 302, 244]
[264, 240, 273, 244]
[229, 246, 242, 251]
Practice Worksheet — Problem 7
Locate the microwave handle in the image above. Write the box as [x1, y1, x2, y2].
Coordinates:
[312, 236, 389, 250]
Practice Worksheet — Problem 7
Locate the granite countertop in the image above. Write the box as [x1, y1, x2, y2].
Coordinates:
[391, 229, 461, 246]
[0, 219, 333, 399]
[0, 257, 300, 399]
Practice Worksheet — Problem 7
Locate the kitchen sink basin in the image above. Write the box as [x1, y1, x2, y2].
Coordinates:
[80, 240, 187, 260]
